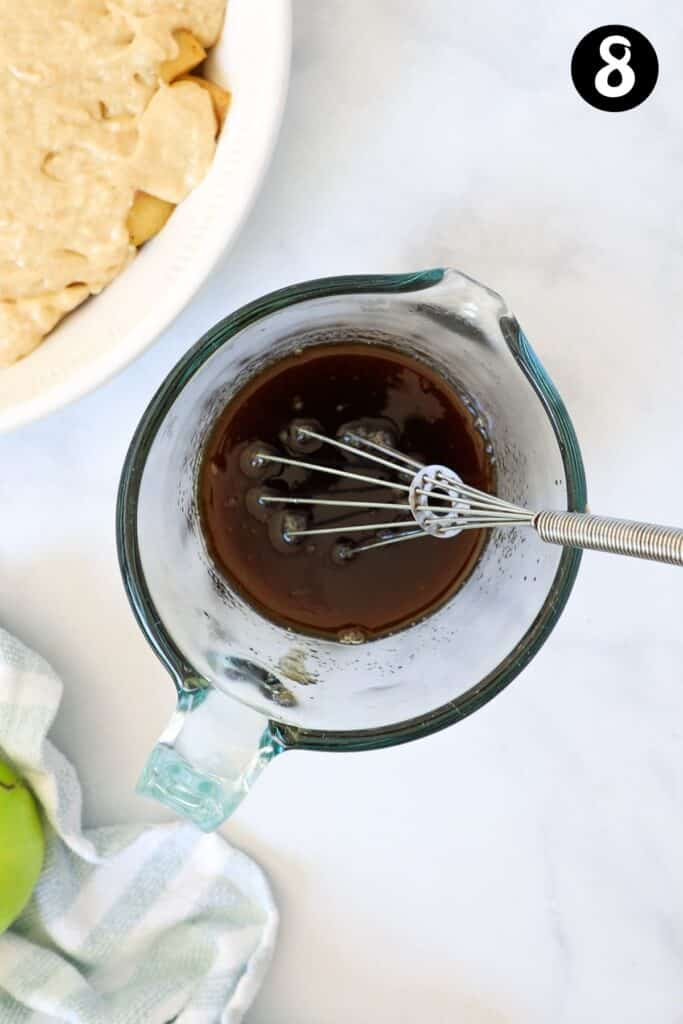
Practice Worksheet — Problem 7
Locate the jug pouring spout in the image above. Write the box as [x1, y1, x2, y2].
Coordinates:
[137, 678, 283, 830]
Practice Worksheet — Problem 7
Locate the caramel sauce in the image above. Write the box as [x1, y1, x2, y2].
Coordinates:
[199, 344, 493, 640]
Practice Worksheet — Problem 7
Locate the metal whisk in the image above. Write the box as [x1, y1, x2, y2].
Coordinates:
[251, 425, 683, 566]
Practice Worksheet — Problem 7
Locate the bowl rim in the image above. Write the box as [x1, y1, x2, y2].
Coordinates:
[0, 0, 292, 434]
[116, 269, 587, 753]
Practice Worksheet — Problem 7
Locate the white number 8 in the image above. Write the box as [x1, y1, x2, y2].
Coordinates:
[595, 34, 636, 98]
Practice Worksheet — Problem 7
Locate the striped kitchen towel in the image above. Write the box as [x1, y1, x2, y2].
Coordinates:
[0, 628, 278, 1023]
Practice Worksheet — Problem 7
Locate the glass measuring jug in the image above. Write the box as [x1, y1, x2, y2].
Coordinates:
[117, 268, 586, 830]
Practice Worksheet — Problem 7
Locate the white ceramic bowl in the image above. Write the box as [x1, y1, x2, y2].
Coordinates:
[0, 0, 291, 433]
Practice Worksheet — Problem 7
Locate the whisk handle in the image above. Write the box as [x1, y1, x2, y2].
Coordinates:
[534, 511, 683, 566]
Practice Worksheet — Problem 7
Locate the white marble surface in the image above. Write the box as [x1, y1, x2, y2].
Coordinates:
[2, 1, 683, 1020]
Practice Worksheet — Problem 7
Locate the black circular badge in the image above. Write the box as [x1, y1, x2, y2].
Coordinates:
[571, 25, 658, 112]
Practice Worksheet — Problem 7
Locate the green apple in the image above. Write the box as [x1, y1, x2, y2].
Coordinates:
[0, 759, 44, 933]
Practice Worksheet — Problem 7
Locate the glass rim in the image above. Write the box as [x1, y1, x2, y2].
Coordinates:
[116, 268, 587, 753]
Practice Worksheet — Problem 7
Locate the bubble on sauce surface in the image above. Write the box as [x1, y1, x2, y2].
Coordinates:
[331, 539, 355, 565]
[337, 627, 367, 645]
[239, 441, 280, 481]
[280, 418, 324, 455]
[245, 486, 278, 523]
[267, 509, 308, 554]
[337, 416, 398, 456]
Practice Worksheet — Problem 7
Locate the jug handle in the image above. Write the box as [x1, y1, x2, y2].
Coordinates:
[137, 680, 283, 830]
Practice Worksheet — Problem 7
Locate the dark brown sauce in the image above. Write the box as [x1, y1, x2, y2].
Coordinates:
[199, 343, 493, 640]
